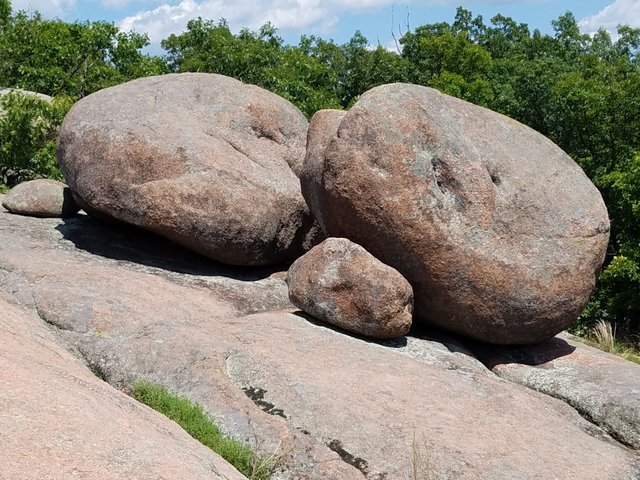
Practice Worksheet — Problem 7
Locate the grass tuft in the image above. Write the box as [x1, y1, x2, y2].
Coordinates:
[585, 320, 640, 365]
[131, 380, 273, 480]
[591, 320, 616, 353]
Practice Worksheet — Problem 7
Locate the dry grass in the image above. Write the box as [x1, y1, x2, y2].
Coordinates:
[591, 320, 617, 353]
[586, 320, 640, 364]
[411, 429, 437, 480]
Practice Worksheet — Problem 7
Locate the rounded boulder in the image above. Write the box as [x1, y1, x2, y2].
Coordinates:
[58, 73, 313, 266]
[301, 83, 610, 344]
[2, 179, 79, 218]
[286, 237, 414, 338]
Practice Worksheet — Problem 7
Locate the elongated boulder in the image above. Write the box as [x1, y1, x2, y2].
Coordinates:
[287, 237, 413, 338]
[302, 83, 610, 344]
[58, 73, 312, 266]
[2, 179, 79, 218]
[301, 110, 346, 234]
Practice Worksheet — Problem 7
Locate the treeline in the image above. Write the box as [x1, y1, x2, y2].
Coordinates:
[1, 0, 639, 339]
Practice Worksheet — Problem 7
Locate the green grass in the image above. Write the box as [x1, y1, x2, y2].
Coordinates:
[131, 380, 273, 480]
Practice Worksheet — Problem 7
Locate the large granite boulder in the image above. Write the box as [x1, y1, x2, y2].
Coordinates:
[2, 179, 79, 217]
[302, 84, 610, 344]
[58, 73, 313, 266]
[287, 237, 413, 338]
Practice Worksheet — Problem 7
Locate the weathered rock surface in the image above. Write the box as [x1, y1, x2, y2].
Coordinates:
[287, 237, 413, 338]
[473, 332, 640, 450]
[1, 205, 638, 479]
[301, 109, 346, 234]
[0, 293, 247, 480]
[302, 83, 610, 344]
[2, 179, 79, 217]
[58, 72, 313, 266]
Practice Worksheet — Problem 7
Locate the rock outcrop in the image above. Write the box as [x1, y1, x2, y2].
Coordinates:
[2, 179, 79, 217]
[0, 292, 247, 480]
[57, 73, 314, 266]
[474, 332, 640, 450]
[301, 83, 610, 344]
[1, 203, 638, 480]
[287, 237, 413, 338]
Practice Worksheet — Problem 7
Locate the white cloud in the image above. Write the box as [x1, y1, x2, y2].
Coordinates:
[579, 0, 640, 35]
[100, 0, 167, 9]
[118, 0, 546, 44]
[11, 0, 75, 17]
[118, 0, 417, 43]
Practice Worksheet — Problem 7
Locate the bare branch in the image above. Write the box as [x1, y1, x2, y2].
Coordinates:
[391, 5, 401, 54]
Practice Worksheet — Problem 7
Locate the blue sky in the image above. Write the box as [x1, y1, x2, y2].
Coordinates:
[9, 0, 640, 51]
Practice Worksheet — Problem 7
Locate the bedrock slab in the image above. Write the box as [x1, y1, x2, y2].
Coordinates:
[0, 207, 638, 480]
[0, 294, 247, 480]
[473, 333, 640, 450]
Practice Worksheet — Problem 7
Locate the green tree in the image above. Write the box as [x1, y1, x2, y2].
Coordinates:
[0, 91, 74, 187]
[263, 46, 342, 116]
[163, 19, 342, 116]
[578, 154, 640, 337]
[0, 5, 166, 189]
[0, 0, 10, 25]
[0, 10, 166, 97]
[401, 22, 494, 106]
[479, 13, 530, 59]
[301, 32, 410, 108]
[551, 12, 589, 60]
[162, 19, 283, 85]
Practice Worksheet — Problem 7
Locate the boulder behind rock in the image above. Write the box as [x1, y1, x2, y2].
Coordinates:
[2, 179, 79, 218]
[0, 87, 52, 115]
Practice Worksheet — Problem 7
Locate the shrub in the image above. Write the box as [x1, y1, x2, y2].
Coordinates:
[0, 90, 74, 187]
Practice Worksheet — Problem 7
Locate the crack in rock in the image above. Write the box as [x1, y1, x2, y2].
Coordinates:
[326, 439, 370, 475]
[242, 386, 287, 418]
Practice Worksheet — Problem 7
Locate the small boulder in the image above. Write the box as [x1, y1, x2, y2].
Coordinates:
[58, 73, 313, 266]
[302, 83, 610, 344]
[2, 179, 79, 217]
[286, 237, 413, 338]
